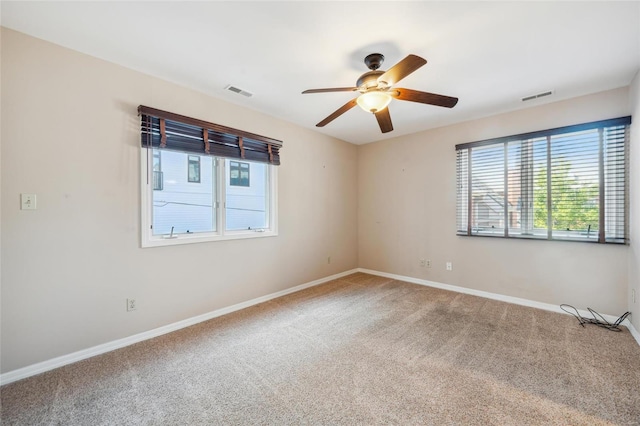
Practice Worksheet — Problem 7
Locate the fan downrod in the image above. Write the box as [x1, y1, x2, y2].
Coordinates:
[364, 53, 385, 71]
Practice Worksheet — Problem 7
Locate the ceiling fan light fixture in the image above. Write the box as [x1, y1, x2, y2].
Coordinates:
[356, 91, 392, 113]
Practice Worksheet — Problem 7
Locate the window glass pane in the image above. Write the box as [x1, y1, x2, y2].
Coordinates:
[152, 149, 215, 235]
[506, 141, 523, 236]
[455, 118, 629, 244]
[456, 150, 468, 234]
[225, 159, 268, 230]
[188, 155, 201, 183]
[471, 144, 505, 235]
[507, 138, 548, 238]
[153, 150, 161, 171]
[604, 125, 627, 242]
[153, 150, 163, 191]
[531, 139, 549, 237]
[549, 130, 599, 241]
[230, 161, 250, 187]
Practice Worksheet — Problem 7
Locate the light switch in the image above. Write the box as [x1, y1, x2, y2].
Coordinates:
[21, 194, 37, 210]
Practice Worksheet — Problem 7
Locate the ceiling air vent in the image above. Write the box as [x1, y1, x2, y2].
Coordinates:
[521, 90, 554, 102]
[224, 85, 253, 98]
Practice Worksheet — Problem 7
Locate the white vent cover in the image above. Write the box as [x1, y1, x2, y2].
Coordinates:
[224, 85, 253, 98]
[521, 90, 554, 102]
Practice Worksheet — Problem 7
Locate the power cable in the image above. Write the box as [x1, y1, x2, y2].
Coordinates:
[560, 304, 631, 332]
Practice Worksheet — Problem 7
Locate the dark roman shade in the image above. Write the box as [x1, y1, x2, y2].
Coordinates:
[139, 105, 283, 165]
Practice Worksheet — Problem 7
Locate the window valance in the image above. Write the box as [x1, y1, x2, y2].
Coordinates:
[139, 105, 283, 165]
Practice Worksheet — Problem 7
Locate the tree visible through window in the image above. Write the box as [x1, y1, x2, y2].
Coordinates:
[533, 161, 599, 236]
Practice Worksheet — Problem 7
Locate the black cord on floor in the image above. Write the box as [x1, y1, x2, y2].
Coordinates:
[560, 304, 631, 332]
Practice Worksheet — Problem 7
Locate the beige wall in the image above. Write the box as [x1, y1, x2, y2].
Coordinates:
[1, 27, 637, 376]
[629, 70, 640, 331]
[358, 88, 631, 316]
[0, 28, 358, 373]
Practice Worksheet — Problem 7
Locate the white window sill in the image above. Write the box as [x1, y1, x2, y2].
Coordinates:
[141, 230, 278, 248]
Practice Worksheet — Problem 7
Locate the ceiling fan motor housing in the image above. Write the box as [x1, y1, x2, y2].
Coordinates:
[357, 70, 385, 91]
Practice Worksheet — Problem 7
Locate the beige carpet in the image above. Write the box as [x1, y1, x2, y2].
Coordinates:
[2, 273, 639, 425]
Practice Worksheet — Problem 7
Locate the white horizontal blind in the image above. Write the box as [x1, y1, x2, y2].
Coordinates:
[470, 144, 505, 236]
[456, 150, 469, 234]
[603, 125, 628, 243]
[549, 129, 600, 241]
[507, 137, 547, 239]
[455, 117, 630, 244]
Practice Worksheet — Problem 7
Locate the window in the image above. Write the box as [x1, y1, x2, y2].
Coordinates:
[188, 155, 201, 183]
[456, 116, 630, 244]
[153, 150, 163, 191]
[230, 161, 250, 187]
[150, 149, 215, 236]
[139, 105, 282, 247]
[225, 160, 267, 230]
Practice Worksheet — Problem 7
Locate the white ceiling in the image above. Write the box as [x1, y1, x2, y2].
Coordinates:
[2, 1, 639, 145]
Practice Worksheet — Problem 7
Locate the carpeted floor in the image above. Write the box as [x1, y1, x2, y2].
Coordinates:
[1, 273, 639, 425]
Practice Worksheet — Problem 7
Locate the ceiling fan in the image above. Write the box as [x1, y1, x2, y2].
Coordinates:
[302, 53, 458, 134]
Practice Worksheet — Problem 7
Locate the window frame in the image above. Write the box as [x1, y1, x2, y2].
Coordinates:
[140, 150, 278, 248]
[138, 105, 282, 248]
[455, 116, 630, 244]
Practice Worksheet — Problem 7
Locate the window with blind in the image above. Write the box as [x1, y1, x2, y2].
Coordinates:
[456, 116, 630, 244]
[138, 106, 282, 247]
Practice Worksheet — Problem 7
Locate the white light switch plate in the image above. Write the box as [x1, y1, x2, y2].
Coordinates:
[20, 194, 37, 210]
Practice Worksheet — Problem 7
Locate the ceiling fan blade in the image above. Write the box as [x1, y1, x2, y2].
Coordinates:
[374, 108, 393, 133]
[302, 87, 358, 94]
[392, 88, 459, 108]
[378, 54, 427, 86]
[316, 98, 358, 127]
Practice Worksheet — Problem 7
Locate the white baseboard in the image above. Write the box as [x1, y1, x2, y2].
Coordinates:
[358, 268, 640, 347]
[627, 321, 640, 345]
[0, 269, 358, 386]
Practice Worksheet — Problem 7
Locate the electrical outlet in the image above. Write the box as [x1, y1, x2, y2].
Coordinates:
[446, 262, 452, 271]
[426, 260, 432, 268]
[419, 259, 426, 267]
[127, 298, 137, 312]
[327, 256, 331, 264]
